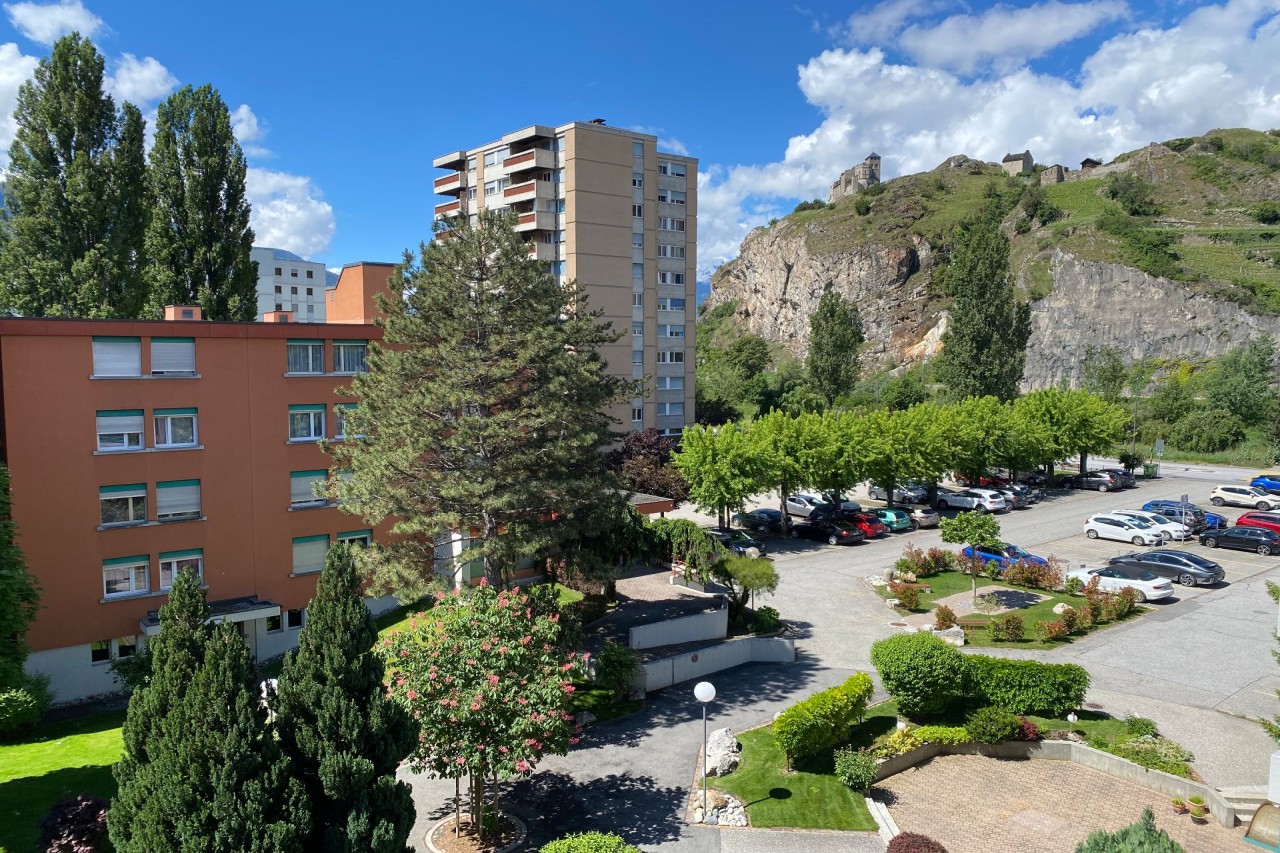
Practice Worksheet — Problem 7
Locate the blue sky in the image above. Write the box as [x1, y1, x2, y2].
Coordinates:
[0, 0, 1277, 278]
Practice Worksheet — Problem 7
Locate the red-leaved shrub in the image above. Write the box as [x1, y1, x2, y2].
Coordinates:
[887, 832, 949, 853]
[37, 793, 108, 853]
[1017, 717, 1042, 741]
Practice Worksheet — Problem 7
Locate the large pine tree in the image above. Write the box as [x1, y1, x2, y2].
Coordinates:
[935, 212, 1032, 401]
[0, 33, 150, 318]
[274, 544, 417, 852]
[145, 84, 257, 320]
[805, 290, 864, 406]
[327, 212, 634, 592]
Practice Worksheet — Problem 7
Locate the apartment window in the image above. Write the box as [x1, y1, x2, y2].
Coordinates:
[632, 292, 643, 307]
[659, 218, 686, 232]
[290, 268, 298, 278]
[632, 172, 643, 188]
[338, 529, 373, 548]
[466, 156, 476, 171]
[102, 556, 149, 598]
[553, 169, 565, 184]
[274, 284, 282, 294]
[286, 340, 324, 374]
[306, 305, 315, 320]
[305, 287, 313, 297]
[286, 608, 305, 629]
[290, 470, 328, 507]
[151, 337, 195, 375]
[659, 160, 687, 177]
[658, 244, 686, 258]
[291, 286, 298, 295]
[550, 261, 565, 277]
[657, 189, 687, 205]
[658, 402, 685, 417]
[92, 336, 141, 377]
[467, 187, 477, 200]
[266, 614, 283, 633]
[306, 270, 314, 279]
[661, 427, 684, 438]
[657, 297, 686, 311]
[159, 549, 204, 590]
[545, 198, 565, 213]
[90, 640, 111, 664]
[656, 351, 685, 364]
[659, 324, 686, 338]
[276, 303, 284, 312]
[292, 534, 329, 574]
[630, 321, 643, 338]
[632, 350, 643, 365]
[100, 484, 147, 526]
[154, 408, 197, 448]
[632, 141, 644, 157]
[156, 479, 201, 520]
[632, 407, 643, 422]
[632, 204, 643, 218]
[483, 147, 507, 168]
[659, 272, 686, 285]
[333, 341, 368, 374]
[116, 637, 138, 658]
[656, 375, 686, 390]
[96, 410, 144, 451]
[335, 403, 358, 439]
[632, 262, 644, 279]
[274, 266, 283, 276]
[632, 233, 644, 249]
[288, 404, 326, 441]
[484, 180, 499, 196]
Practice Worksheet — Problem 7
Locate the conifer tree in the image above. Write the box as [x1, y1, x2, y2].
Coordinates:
[274, 544, 417, 852]
[0, 464, 39, 691]
[806, 290, 864, 406]
[0, 33, 150, 318]
[327, 212, 634, 592]
[145, 84, 257, 320]
[935, 212, 1032, 401]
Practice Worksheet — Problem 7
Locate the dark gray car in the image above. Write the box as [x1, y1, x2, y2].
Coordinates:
[1108, 551, 1224, 586]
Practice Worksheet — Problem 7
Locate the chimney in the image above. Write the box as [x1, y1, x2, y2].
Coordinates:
[163, 305, 202, 321]
[589, 118, 606, 125]
[262, 310, 293, 323]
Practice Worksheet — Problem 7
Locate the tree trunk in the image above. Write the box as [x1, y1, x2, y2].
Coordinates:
[481, 512, 503, 588]
[454, 777, 461, 838]
[1079, 453, 1089, 476]
[779, 485, 791, 533]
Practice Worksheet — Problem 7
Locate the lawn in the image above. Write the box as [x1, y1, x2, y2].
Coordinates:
[570, 685, 643, 724]
[715, 727, 878, 831]
[0, 709, 126, 853]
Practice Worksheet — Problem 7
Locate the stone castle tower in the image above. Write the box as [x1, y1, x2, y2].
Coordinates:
[829, 152, 881, 203]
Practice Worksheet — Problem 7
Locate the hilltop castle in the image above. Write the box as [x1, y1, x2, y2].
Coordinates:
[829, 152, 881, 203]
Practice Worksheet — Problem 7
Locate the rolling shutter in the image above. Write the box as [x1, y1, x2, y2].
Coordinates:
[292, 535, 329, 574]
[92, 337, 141, 377]
[156, 480, 201, 517]
[290, 470, 327, 504]
[96, 410, 144, 435]
[151, 338, 196, 374]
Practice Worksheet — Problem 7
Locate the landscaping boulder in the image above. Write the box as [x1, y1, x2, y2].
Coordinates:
[575, 711, 597, 728]
[933, 626, 966, 646]
[703, 727, 741, 777]
[1053, 602, 1071, 615]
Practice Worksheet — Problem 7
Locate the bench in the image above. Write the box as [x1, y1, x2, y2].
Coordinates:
[956, 617, 990, 631]
[890, 582, 932, 592]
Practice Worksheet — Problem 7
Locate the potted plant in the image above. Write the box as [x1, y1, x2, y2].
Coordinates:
[1187, 795, 1206, 813]
[1171, 797, 1186, 814]
[1189, 803, 1207, 824]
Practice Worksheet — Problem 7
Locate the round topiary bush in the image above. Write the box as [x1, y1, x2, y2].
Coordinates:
[965, 706, 1023, 744]
[834, 747, 879, 792]
[869, 633, 965, 719]
[540, 831, 642, 853]
[887, 832, 949, 853]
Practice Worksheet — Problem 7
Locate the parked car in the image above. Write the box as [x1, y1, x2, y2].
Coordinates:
[1141, 500, 1228, 530]
[1251, 471, 1280, 495]
[1067, 566, 1175, 602]
[935, 489, 1007, 513]
[960, 542, 1048, 569]
[1108, 551, 1225, 586]
[784, 494, 830, 518]
[1097, 468, 1138, 488]
[1083, 513, 1164, 546]
[704, 527, 767, 556]
[731, 507, 784, 533]
[1236, 511, 1280, 535]
[1200, 526, 1280, 555]
[847, 512, 888, 538]
[789, 520, 866, 546]
[993, 487, 1032, 509]
[1005, 469, 1049, 486]
[1047, 471, 1079, 488]
[818, 491, 863, 511]
[867, 482, 928, 504]
[954, 472, 1010, 488]
[1210, 485, 1280, 510]
[908, 506, 941, 529]
[1069, 471, 1122, 492]
[869, 507, 914, 532]
[1110, 510, 1192, 542]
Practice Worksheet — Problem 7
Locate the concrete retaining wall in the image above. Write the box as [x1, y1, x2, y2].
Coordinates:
[874, 740, 1236, 827]
[629, 607, 728, 650]
[637, 637, 795, 692]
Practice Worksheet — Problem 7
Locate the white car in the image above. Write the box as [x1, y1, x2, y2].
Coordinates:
[1083, 513, 1163, 546]
[784, 494, 829, 518]
[1067, 567, 1175, 602]
[1210, 485, 1280, 511]
[935, 489, 1007, 512]
[1110, 510, 1191, 542]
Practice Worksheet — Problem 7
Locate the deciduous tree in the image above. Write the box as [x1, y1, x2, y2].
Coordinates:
[806, 290, 864, 406]
[672, 424, 759, 527]
[1018, 388, 1129, 474]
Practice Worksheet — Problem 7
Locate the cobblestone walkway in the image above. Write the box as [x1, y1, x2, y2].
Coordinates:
[878, 754, 1248, 853]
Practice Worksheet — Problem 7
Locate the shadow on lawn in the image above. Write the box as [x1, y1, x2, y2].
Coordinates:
[0, 763, 117, 852]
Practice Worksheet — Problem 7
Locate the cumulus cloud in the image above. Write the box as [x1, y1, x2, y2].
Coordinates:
[245, 168, 335, 258]
[231, 103, 271, 158]
[4, 0, 101, 45]
[0, 41, 37, 158]
[107, 53, 176, 105]
[630, 124, 692, 157]
[697, 0, 1280, 275]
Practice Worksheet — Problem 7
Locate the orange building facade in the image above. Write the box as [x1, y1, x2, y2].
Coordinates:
[0, 310, 398, 704]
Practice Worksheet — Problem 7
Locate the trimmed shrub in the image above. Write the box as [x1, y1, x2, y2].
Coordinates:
[933, 605, 957, 631]
[833, 748, 878, 791]
[541, 832, 642, 853]
[966, 706, 1022, 744]
[912, 725, 970, 745]
[896, 545, 957, 578]
[1125, 714, 1158, 738]
[965, 656, 1090, 716]
[868, 727, 924, 758]
[1063, 576, 1083, 596]
[750, 605, 781, 633]
[1003, 560, 1063, 591]
[772, 673, 874, 761]
[1075, 807, 1183, 853]
[1037, 619, 1069, 642]
[987, 612, 1024, 642]
[1017, 717, 1042, 741]
[594, 641, 639, 701]
[870, 633, 966, 719]
[38, 793, 109, 852]
[1059, 605, 1081, 632]
[889, 583, 921, 611]
[887, 832, 949, 853]
[0, 686, 43, 740]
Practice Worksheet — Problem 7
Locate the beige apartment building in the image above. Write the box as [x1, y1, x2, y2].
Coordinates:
[432, 120, 696, 435]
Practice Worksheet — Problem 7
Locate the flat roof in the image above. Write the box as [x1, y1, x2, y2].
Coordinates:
[0, 316, 380, 339]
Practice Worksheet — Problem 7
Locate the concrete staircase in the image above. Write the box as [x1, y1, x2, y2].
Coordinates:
[1218, 785, 1270, 825]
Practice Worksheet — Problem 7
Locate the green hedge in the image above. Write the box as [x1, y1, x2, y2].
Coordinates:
[870, 633, 966, 718]
[772, 673, 874, 761]
[540, 832, 642, 853]
[965, 655, 1089, 717]
[911, 725, 971, 745]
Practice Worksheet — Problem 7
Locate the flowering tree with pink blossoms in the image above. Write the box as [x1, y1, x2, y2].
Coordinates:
[382, 580, 582, 842]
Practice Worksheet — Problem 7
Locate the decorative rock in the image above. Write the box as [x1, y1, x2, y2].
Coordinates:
[885, 598, 901, 609]
[934, 626, 966, 646]
[1053, 602, 1071, 615]
[867, 575, 888, 587]
[574, 711, 597, 727]
[704, 727, 741, 777]
[693, 806, 703, 824]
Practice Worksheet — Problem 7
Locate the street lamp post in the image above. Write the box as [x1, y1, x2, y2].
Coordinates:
[694, 681, 716, 819]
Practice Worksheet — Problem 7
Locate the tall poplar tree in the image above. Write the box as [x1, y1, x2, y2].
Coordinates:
[806, 290, 864, 406]
[274, 545, 417, 852]
[0, 464, 40, 692]
[935, 213, 1032, 401]
[0, 33, 149, 317]
[327, 212, 635, 592]
[145, 84, 257, 320]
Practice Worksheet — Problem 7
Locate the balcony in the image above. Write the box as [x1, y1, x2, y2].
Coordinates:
[527, 242, 557, 262]
[433, 149, 467, 170]
[514, 211, 557, 233]
[504, 179, 553, 205]
[434, 172, 464, 195]
[434, 200, 462, 219]
[502, 148, 555, 175]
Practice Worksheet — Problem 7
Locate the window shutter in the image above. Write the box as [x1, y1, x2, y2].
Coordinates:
[151, 338, 196, 374]
[97, 410, 144, 434]
[291, 470, 327, 504]
[156, 480, 201, 516]
[100, 484, 146, 500]
[338, 529, 372, 543]
[293, 535, 329, 573]
[92, 337, 141, 376]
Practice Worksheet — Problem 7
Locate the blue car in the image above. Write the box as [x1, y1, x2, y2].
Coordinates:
[1140, 500, 1228, 531]
[960, 542, 1048, 570]
[1251, 472, 1280, 496]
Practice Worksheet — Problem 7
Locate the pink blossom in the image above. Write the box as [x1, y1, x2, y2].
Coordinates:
[526, 738, 539, 746]
[399, 649, 409, 657]
[520, 636, 531, 646]
[444, 676, 454, 683]
[570, 737, 580, 745]
[481, 641, 491, 651]
[478, 576, 489, 587]
[561, 663, 574, 671]
[456, 756, 466, 765]
[470, 702, 481, 711]
[563, 685, 576, 694]
[406, 689, 418, 700]
[517, 697, 528, 705]
[466, 659, 476, 665]
[435, 591, 447, 601]
[498, 646, 508, 654]
[515, 760, 531, 772]
[396, 677, 405, 686]
[488, 674, 500, 685]
[549, 613, 560, 623]
[499, 746, 509, 754]
[428, 672, 437, 680]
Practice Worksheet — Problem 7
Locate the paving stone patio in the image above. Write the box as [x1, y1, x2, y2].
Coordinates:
[877, 753, 1248, 853]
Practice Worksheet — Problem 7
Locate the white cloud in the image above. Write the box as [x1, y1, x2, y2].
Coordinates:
[0, 41, 37, 159]
[245, 168, 335, 258]
[698, 0, 1280, 276]
[231, 103, 272, 158]
[107, 54, 176, 105]
[630, 124, 692, 157]
[4, 0, 101, 45]
[844, 0, 952, 44]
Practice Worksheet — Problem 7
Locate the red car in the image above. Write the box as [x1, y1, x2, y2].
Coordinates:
[1236, 511, 1280, 535]
[848, 512, 887, 538]
[955, 472, 1011, 488]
